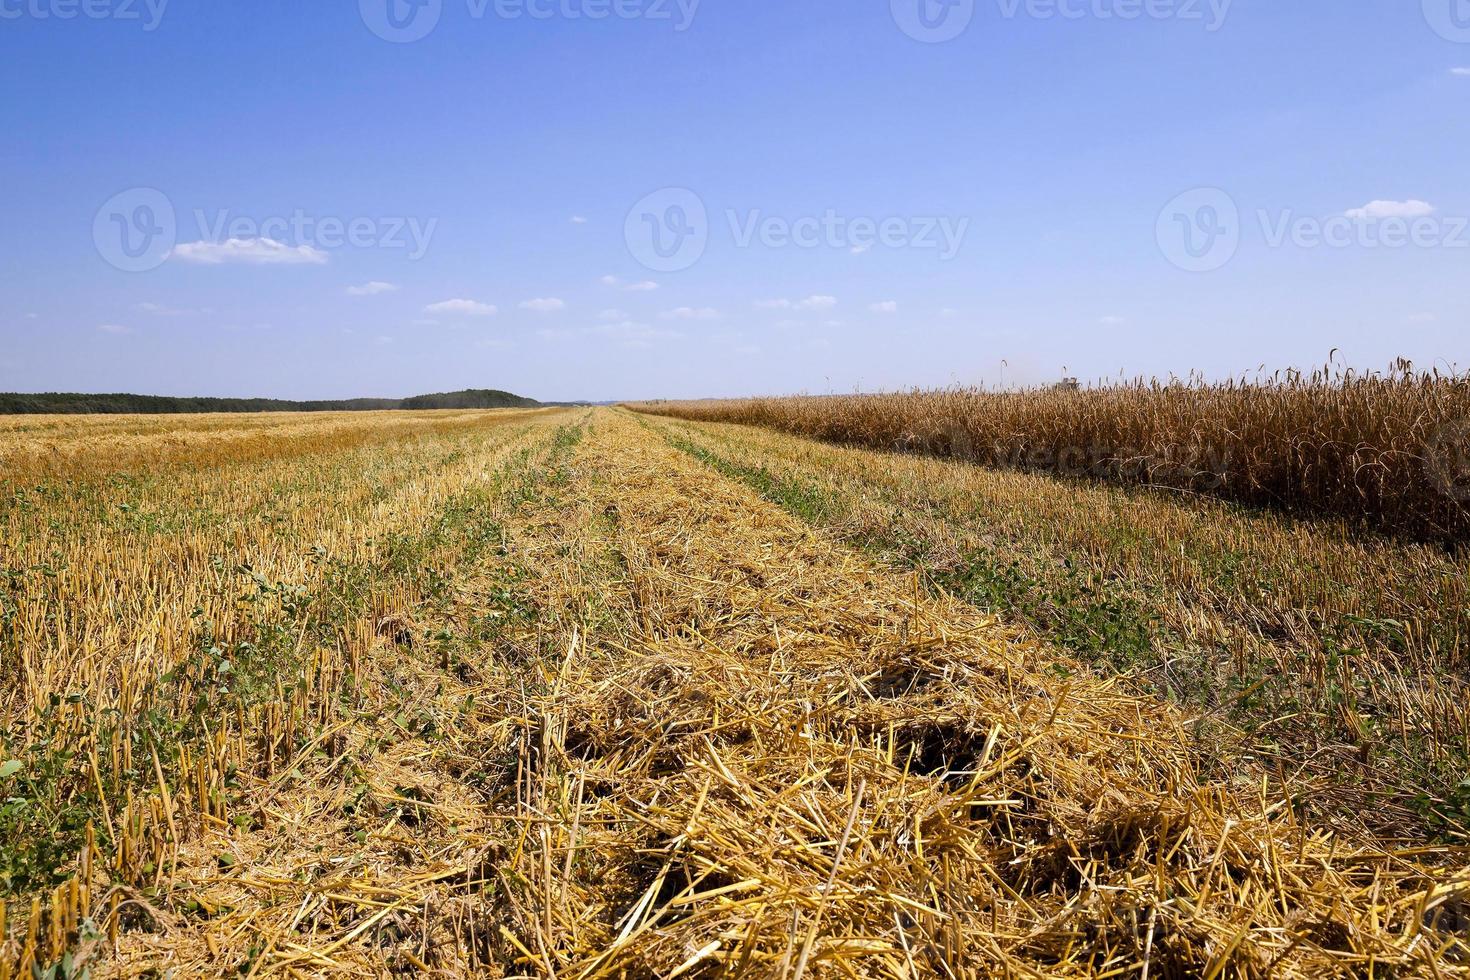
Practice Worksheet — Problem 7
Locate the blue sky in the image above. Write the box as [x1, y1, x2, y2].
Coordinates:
[2, 1, 1468, 401]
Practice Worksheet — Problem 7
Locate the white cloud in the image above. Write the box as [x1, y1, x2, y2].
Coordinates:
[850, 244, 871, 255]
[539, 319, 681, 349]
[24, 313, 39, 320]
[1099, 315, 1126, 326]
[1452, 68, 1470, 76]
[135, 302, 211, 316]
[519, 297, 567, 313]
[593, 320, 681, 348]
[758, 295, 838, 312]
[869, 301, 898, 314]
[598, 308, 629, 321]
[347, 281, 399, 296]
[660, 306, 719, 320]
[98, 323, 132, 335]
[425, 299, 497, 317]
[1345, 199, 1435, 220]
[571, 216, 588, 224]
[600, 275, 659, 292]
[172, 238, 329, 266]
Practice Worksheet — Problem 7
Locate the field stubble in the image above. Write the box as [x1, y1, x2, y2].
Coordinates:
[631, 412, 1470, 838]
[0, 407, 1465, 976]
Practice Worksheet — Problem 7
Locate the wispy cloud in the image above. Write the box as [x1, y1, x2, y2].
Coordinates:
[541, 318, 683, 349]
[1099, 315, 1126, 326]
[598, 308, 629, 321]
[1345, 199, 1435, 220]
[347, 281, 399, 296]
[869, 301, 898, 314]
[135, 302, 211, 316]
[172, 238, 329, 265]
[593, 320, 682, 348]
[570, 215, 588, 224]
[519, 297, 567, 313]
[758, 295, 838, 312]
[660, 306, 719, 320]
[1452, 68, 1470, 76]
[601, 275, 659, 292]
[425, 299, 497, 316]
[98, 323, 133, 335]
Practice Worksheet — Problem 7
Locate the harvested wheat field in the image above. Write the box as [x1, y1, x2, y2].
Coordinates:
[1, 408, 1467, 977]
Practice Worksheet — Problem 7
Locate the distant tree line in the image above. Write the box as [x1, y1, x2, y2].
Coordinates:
[0, 389, 541, 415]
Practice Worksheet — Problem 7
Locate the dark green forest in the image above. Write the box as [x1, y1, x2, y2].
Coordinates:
[0, 389, 542, 415]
